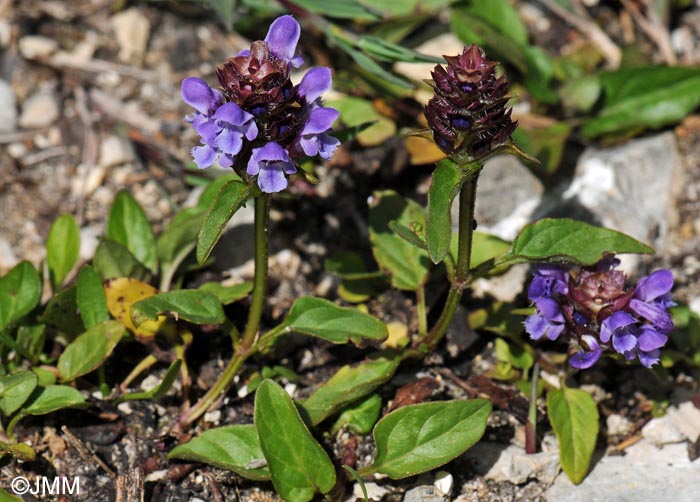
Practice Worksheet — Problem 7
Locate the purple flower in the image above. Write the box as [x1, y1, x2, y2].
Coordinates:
[247, 142, 297, 193]
[629, 270, 675, 334]
[528, 265, 569, 300]
[570, 335, 603, 369]
[600, 311, 638, 354]
[525, 298, 566, 341]
[182, 15, 340, 192]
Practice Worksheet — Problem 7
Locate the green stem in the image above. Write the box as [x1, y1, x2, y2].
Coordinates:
[526, 362, 540, 454]
[415, 173, 479, 351]
[416, 286, 428, 338]
[177, 195, 270, 431]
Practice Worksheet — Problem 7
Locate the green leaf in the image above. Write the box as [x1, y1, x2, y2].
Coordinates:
[280, 297, 387, 345]
[357, 36, 443, 63]
[0, 261, 41, 331]
[494, 338, 534, 371]
[106, 190, 157, 271]
[452, 231, 511, 271]
[512, 121, 572, 174]
[169, 425, 270, 480]
[46, 214, 80, 289]
[369, 399, 491, 479]
[0, 487, 23, 501]
[547, 388, 599, 484]
[93, 238, 151, 281]
[118, 359, 182, 402]
[58, 320, 125, 382]
[202, 0, 235, 29]
[39, 286, 85, 336]
[22, 385, 86, 416]
[17, 324, 46, 363]
[157, 208, 206, 282]
[0, 371, 38, 415]
[369, 191, 430, 290]
[299, 356, 399, 426]
[427, 159, 469, 264]
[329, 96, 397, 146]
[130, 290, 226, 326]
[198, 281, 253, 305]
[582, 67, 700, 137]
[76, 265, 109, 329]
[196, 179, 255, 265]
[331, 393, 383, 434]
[294, 0, 379, 19]
[255, 380, 336, 502]
[503, 218, 654, 266]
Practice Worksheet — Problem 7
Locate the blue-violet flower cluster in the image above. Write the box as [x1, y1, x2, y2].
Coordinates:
[525, 256, 674, 369]
[181, 15, 340, 193]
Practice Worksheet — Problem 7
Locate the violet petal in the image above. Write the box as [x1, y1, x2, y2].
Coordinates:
[181, 77, 220, 115]
[265, 15, 301, 64]
[298, 67, 332, 103]
[634, 270, 673, 302]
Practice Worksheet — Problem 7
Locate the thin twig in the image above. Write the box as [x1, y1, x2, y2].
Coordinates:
[620, 0, 677, 64]
[61, 426, 117, 479]
[536, 0, 622, 67]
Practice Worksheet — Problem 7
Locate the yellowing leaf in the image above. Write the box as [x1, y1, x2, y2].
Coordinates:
[104, 278, 170, 342]
[382, 321, 410, 349]
[405, 136, 445, 165]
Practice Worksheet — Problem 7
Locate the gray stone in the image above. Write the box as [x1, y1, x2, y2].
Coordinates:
[349, 482, 388, 502]
[642, 414, 685, 446]
[99, 134, 133, 168]
[0, 79, 17, 133]
[453, 155, 544, 241]
[403, 485, 446, 502]
[557, 132, 682, 250]
[606, 413, 633, 437]
[545, 440, 700, 502]
[667, 401, 700, 443]
[465, 443, 560, 485]
[19, 91, 60, 129]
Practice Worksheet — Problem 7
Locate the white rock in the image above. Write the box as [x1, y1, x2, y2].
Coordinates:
[546, 440, 700, 502]
[403, 485, 445, 502]
[79, 226, 101, 261]
[7, 142, 25, 158]
[117, 402, 133, 415]
[351, 482, 388, 501]
[456, 155, 544, 241]
[433, 471, 453, 497]
[606, 414, 633, 437]
[642, 415, 685, 446]
[140, 374, 161, 392]
[0, 237, 19, 272]
[99, 134, 133, 168]
[203, 410, 221, 424]
[394, 33, 464, 85]
[558, 133, 682, 249]
[465, 443, 560, 485]
[111, 8, 150, 64]
[667, 401, 700, 442]
[471, 264, 528, 302]
[19, 35, 58, 59]
[19, 91, 60, 129]
[0, 79, 17, 133]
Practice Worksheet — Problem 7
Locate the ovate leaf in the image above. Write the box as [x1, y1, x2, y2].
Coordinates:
[198, 281, 253, 305]
[0, 261, 41, 330]
[46, 214, 80, 289]
[547, 388, 599, 484]
[58, 321, 125, 382]
[331, 394, 383, 434]
[299, 356, 399, 426]
[427, 159, 469, 264]
[104, 278, 172, 342]
[369, 191, 430, 290]
[255, 380, 336, 502]
[130, 290, 226, 326]
[76, 265, 109, 329]
[0, 371, 38, 416]
[39, 286, 84, 336]
[106, 190, 157, 271]
[196, 179, 255, 264]
[22, 385, 86, 416]
[368, 399, 491, 479]
[503, 218, 654, 266]
[168, 425, 270, 480]
[93, 238, 151, 281]
[280, 297, 387, 345]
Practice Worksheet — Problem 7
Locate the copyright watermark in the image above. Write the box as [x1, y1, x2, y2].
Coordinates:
[9, 476, 80, 496]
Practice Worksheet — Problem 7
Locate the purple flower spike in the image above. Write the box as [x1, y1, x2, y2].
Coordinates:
[570, 335, 603, 369]
[634, 270, 674, 303]
[525, 298, 565, 341]
[265, 15, 303, 67]
[247, 142, 297, 193]
[213, 103, 259, 156]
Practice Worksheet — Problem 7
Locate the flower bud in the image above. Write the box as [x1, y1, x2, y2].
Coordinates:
[425, 45, 516, 160]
